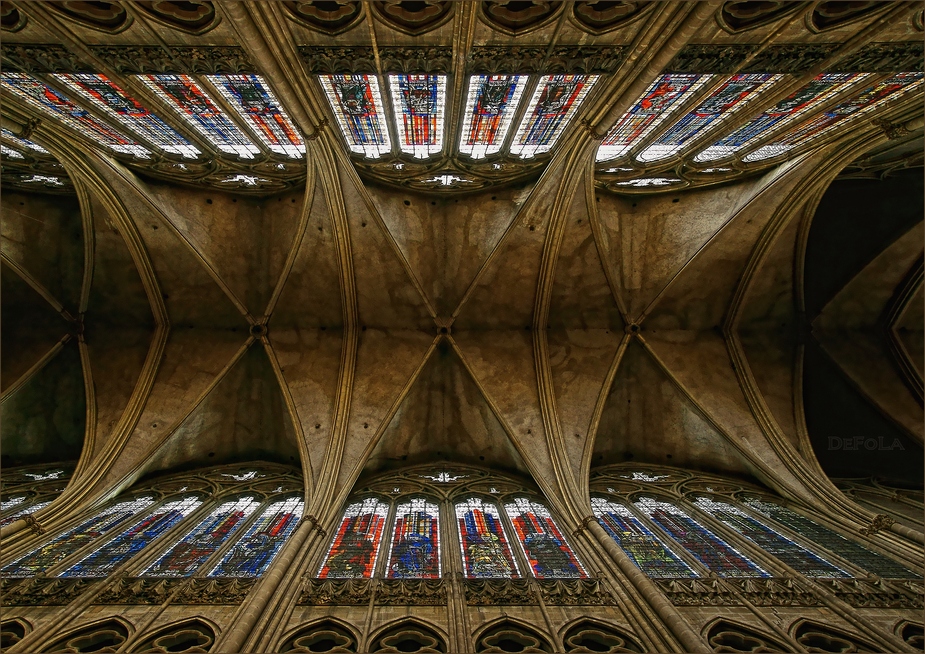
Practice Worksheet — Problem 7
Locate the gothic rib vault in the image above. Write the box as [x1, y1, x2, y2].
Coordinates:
[0, 2, 924, 652]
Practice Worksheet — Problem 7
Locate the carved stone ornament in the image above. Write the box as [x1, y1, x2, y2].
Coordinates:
[380, 47, 453, 74]
[859, 513, 896, 535]
[175, 577, 256, 604]
[571, 1, 655, 35]
[21, 513, 45, 535]
[464, 578, 536, 605]
[372, 1, 454, 36]
[818, 577, 924, 609]
[1, 577, 95, 606]
[724, 577, 820, 606]
[467, 45, 625, 74]
[832, 42, 925, 73]
[653, 577, 738, 606]
[538, 578, 615, 605]
[376, 578, 447, 605]
[0, 44, 94, 74]
[717, 1, 803, 34]
[298, 578, 373, 605]
[91, 45, 256, 74]
[283, 1, 364, 36]
[747, 43, 841, 73]
[666, 44, 757, 74]
[46, 1, 131, 33]
[298, 46, 376, 74]
[134, 1, 219, 35]
[481, 1, 563, 36]
[95, 577, 182, 605]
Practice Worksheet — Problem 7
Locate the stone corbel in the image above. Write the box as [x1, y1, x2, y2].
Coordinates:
[860, 513, 896, 536]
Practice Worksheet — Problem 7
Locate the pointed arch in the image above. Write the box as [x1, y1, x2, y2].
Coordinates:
[561, 618, 643, 653]
[368, 618, 447, 653]
[42, 616, 132, 654]
[896, 621, 924, 650]
[278, 617, 359, 653]
[704, 618, 788, 653]
[790, 620, 878, 653]
[133, 617, 217, 653]
[474, 617, 553, 653]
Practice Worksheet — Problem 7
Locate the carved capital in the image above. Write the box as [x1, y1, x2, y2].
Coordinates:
[21, 514, 45, 535]
[871, 119, 914, 141]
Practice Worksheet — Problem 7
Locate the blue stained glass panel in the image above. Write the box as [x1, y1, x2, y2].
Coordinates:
[693, 497, 848, 577]
[1, 144, 25, 159]
[55, 73, 200, 158]
[459, 75, 528, 159]
[635, 497, 769, 577]
[1, 496, 156, 578]
[1, 128, 50, 155]
[318, 74, 391, 159]
[591, 496, 696, 578]
[209, 496, 303, 577]
[387, 498, 441, 579]
[694, 73, 866, 162]
[143, 496, 258, 577]
[637, 74, 781, 162]
[319, 497, 390, 579]
[511, 75, 599, 159]
[744, 497, 920, 578]
[0, 73, 150, 158]
[504, 497, 587, 579]
[207, 74, 304, 158]
[456, 498, 520, 578]
[61, 496, 203, 577]
[743, 72, 925, 162]
[139, 74, 259, 158]
[597, 74, 708, 162]
[0, 500, 53, 528]
[389, 74, 447, 159]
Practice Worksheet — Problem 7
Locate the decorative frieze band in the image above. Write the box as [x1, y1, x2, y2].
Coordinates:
[1, 577, 96, 606]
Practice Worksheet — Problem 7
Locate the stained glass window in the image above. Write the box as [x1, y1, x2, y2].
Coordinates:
[742, 73, 925, 162]
[0, 500, 53, 528]
[55, 73, 200, 159]
[1, 73, 150, 158]
[1, 496, 156, 578]
[591, 496, 696, 578]
[318, 74, 391, 159]
[138, 74, 259, 158]
[389, 74, 446, 159]
[744, 497, 919, 578]
[459, 75, 528, 159]
[207, 74, 304, 158]
[692, 497, 848, 578]
[209, 496, 303, 577]
[0, 496, 27, 511]
[511, 75, 599, 159]
[693, 73, 867, 163]
[634, 497, 769, 577]
[504, 497, 587, 579]
[1, 144, 25, 159]
[61, 496, 203, 577]
[318, 497, 389, 579]
[596, 74, 708, 162]
[142, 496, 258, 577]
[1, 128, 51, 154]
[456, 498, 520, 578]
[386, 498, 441, 578]
[636, 74, 781, 162]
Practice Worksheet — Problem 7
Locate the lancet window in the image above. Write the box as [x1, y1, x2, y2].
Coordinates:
[1, 73, 150, 158]
[459, 74, 528, 159]
[389, 74, 447, 159]
[589, 465, 922, 584]
[0, 463, 73, 529]
[636, 73, 782, 162]
[0, 464, 303, 580]
[316, 466, 588, 580]
[509, 74, 598, 159]
[318, 74, 392, 158]
[597, 73, 710, 162]
[55, 73, 200, 159]
[742, 72, 924, 162]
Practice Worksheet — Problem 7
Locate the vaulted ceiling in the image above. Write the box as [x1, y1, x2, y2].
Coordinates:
[0, 1, 922, 537]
